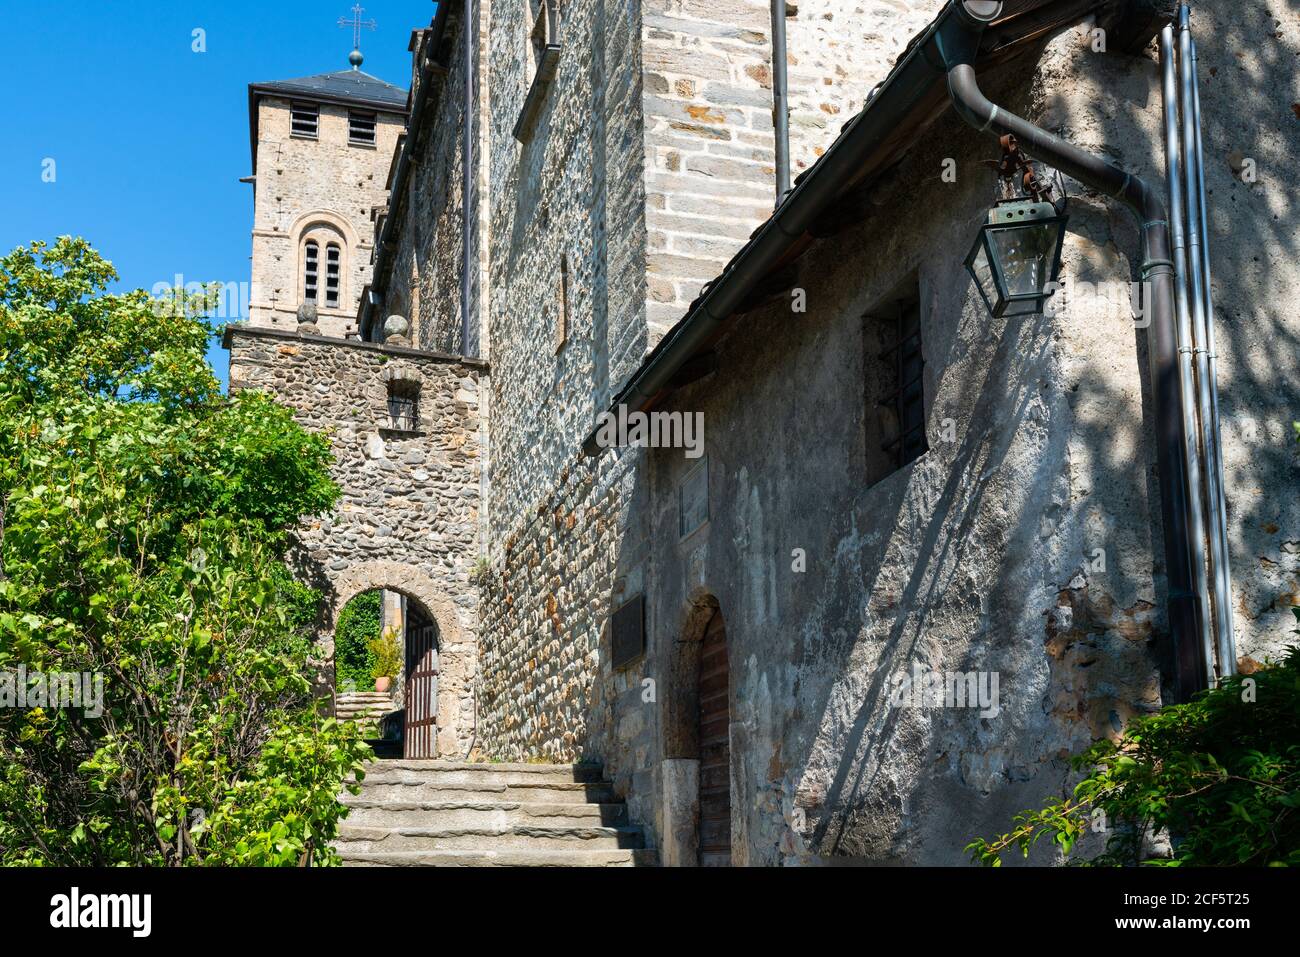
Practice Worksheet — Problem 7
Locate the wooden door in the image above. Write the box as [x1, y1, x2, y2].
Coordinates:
[403, 608, 439, 759]
[698, 610, 731, 866]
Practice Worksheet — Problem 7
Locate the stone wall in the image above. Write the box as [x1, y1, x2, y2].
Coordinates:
[465, 0, 658, 776]
[226, 326, 486, 757]
[599, 1, 1300, 864]
[248, 97, 406, 336]
[387, 3, 489, 357]
[784, 0, 942, 176]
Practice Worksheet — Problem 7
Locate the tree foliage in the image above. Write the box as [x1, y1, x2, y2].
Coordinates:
[334, 591, 380, 692]
[0, 238, 370, 866]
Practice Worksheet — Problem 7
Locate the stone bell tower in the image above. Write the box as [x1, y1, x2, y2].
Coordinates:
[244, 49, 409, 337]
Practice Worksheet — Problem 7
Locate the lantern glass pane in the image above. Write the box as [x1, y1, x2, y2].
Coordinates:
[990, 222, 1058, 298]
[968, 242, 998, 311]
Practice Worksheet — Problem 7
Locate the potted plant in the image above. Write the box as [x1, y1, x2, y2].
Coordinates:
[368, 627, 402, 694]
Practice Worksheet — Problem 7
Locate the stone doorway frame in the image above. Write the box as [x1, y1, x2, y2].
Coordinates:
[659, 590, 722, 867]
[320, 560, 470, 758]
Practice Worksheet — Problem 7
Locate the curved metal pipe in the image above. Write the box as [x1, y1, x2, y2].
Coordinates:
[947, 60, 1207, 697]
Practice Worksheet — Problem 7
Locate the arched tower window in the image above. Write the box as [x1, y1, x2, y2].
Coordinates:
[296, 220, 348, 313]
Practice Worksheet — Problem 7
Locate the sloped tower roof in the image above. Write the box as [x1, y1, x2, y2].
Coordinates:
[250, 69, 409, 112]
[247, 68, 409, 173]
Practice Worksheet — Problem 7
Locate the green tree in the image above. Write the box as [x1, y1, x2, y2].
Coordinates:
[335, 591, 381, 692]
[0, 238, 370, 866]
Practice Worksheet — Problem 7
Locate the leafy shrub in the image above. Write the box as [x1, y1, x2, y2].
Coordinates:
[368, 628, 402, 683]
[967, 634, 1300, 867]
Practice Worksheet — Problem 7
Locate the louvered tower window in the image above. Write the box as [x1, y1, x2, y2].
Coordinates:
[303, 241, 319, 304]
[325, 244, 342, 309]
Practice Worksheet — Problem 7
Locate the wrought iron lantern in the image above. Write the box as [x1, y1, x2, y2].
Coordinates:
[965, 135, 1068, 318]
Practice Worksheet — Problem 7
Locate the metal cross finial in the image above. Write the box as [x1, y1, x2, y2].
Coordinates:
[339, 4, 377, 53]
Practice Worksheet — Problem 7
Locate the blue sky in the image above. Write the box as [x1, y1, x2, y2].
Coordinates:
[4, 1, 435, 388]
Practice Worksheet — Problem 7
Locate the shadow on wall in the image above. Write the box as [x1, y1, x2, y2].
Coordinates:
[795, 6, 1299, 863]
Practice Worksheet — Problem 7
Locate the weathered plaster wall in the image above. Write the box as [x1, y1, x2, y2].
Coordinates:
[227, 327, 485, 757]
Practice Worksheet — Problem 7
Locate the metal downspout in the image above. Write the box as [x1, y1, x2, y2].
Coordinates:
[945, 39, 1207, 696]
[1183, 4, 1236, 678]
[1160, 24, 1215, 688]
[771, 0, 792, 206]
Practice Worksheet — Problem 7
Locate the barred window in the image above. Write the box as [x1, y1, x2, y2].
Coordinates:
[349, 111, 377, 146]
[387, 381, 420, 432]
[291, 102, 319, 138]
[864, 289, 929, 486]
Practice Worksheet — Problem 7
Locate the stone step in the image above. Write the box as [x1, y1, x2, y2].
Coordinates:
[352, 779, 618, 805]
[340, 797, 627, 829]
[361, 760, 603, 778]
[338, 848, 659, 868]
[335, 823, 645, 853]
[337, 692, 393, 700]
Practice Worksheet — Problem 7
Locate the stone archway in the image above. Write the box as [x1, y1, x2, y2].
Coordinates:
[321, 560, 472, 758]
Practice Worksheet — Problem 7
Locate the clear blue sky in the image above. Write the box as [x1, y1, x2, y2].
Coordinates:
[5, 1, 436, 388]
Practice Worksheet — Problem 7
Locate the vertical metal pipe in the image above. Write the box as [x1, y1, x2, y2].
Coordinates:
[1189, 29, 1236, 678]
[461, 0, 475, 356]
[947, 61, 1206, 698]
[771, 0, 791, 206]
[1160, 23, 1215, 684]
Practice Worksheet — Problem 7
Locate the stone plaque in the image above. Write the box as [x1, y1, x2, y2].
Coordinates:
[610, 594, 646, 671]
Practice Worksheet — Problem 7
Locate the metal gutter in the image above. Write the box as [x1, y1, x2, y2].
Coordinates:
[359, 0, 455, 342]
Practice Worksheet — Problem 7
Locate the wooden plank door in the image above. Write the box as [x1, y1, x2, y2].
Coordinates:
[403, 610, 439, 759]
[698, 610, 731, 866]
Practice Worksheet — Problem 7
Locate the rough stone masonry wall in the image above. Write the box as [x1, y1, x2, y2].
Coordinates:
[640, 0, 944, 343]
[389, 4, 486, 357]
[249, 98, 405, 336]
[473, 0, 654, 766]
[227, 327, 485, 757]
[784, 0, 941, 175]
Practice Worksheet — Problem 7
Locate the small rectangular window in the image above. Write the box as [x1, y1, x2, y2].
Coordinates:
[291, 102, 319, 139]
[387, 382, 419, 432]
[864, 289, 928, 486]
[349, 111, 377, 146]
[527, 0, 558, 83]
[325, 244, 341, 309]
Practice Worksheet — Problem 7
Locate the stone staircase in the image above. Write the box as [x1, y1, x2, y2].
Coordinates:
[334, 761, 657, 867]
[334, 691, 394, 726]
